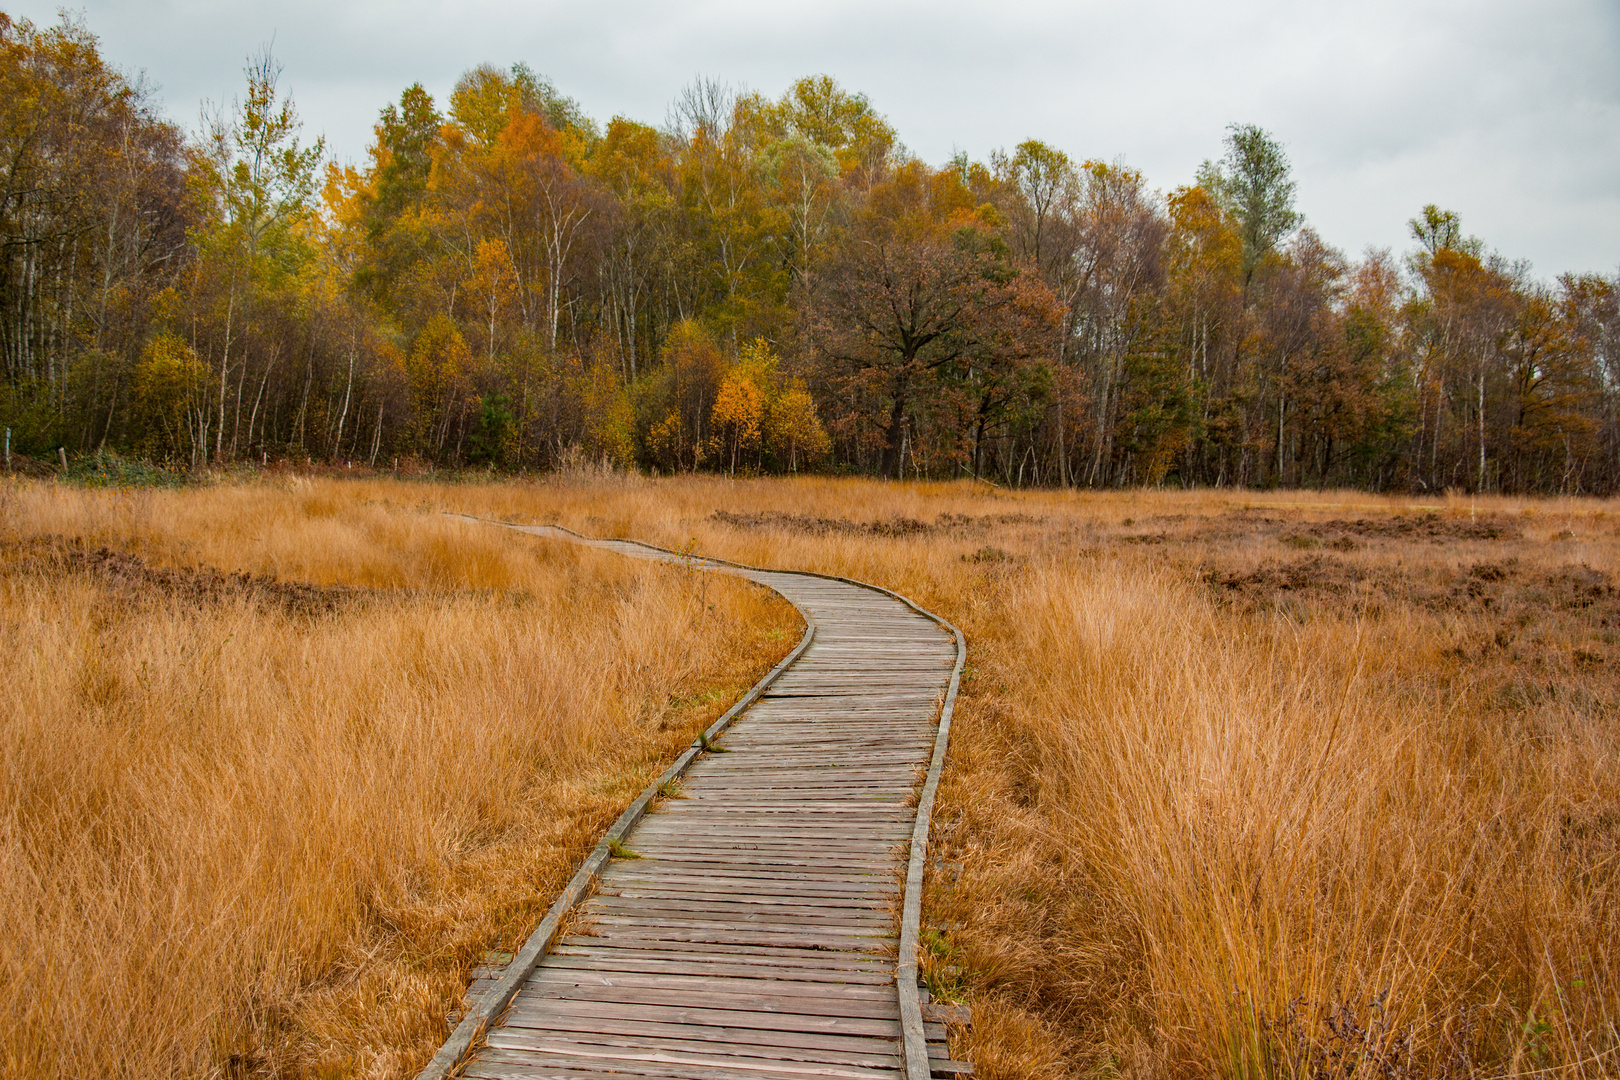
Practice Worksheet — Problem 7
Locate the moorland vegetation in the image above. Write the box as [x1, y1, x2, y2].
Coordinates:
[4, 471, 1617, 1079]
[0, 477, 797, 1077]
[442, 474, 1620, 1080]
[2, 11, 1617, 492]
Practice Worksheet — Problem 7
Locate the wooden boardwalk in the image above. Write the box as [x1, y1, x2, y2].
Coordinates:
[425, 525, 964, 1080]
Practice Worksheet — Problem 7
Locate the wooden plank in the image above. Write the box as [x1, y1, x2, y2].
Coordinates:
[501, 995, 902, 1039]
[619, 851, 902, 870]
[477, 1045, 901, 1080]
[581, 918, 895, 942]
[599, 887, 897, 909]
[554, 938, 889, 966]
[604, 862, 897, 881]
[582, 927, 892, 951]
[650, 802, 912, 813]
[631, 827, 912, 842]
[605, 862, 899, 881]
[583, 899, 895, 927]
[468, 1049, 899, 1080]
[625, 843, 905, 860]
[584, 914, 894, 939]
[601, 881, 897, 902]
[541, 953, 894, 985]
[597, 890, 895, 911]
[920, 1004, 971, 1025]
[519, 982, 899, 1020]
[485, 1026, 902, 1070]
[637, 813, 915, 827]
[526, 968, 896, 1001]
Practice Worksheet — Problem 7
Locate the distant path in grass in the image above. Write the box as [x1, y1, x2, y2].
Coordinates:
[417, 520, 967, 1080]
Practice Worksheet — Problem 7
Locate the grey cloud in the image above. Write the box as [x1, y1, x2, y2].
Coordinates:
[11, 0, 1617, 277]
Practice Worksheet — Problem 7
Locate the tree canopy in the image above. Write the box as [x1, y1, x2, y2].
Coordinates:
[3, 10, 1616, 494]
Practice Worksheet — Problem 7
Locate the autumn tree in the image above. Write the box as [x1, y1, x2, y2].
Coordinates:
[0, 12, 190, 456]
[817, 162, 1059, 478]
[588, 117, 674, 378]
[1066, 162, 1170, 484]
[8, 11, 1615, 495]
[636, 319, 724, 471]
[1000, 139, 1076, 275]
[703, 337, 829, 474]
[1405, 208, 1520, 491]
[709, 365, 763, 474]
[766, 377, 830, 471]
[351, 83, 441, 306]
[191, 46, 324, 462]
[1562, 273, 1620, 483]
[1163, 183, 1244, 482]
[1198, 124, 1300, 292]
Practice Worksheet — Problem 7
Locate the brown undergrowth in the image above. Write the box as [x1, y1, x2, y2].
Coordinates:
[0, 478, 798, 1079]
[425, 475, 1618, 1080]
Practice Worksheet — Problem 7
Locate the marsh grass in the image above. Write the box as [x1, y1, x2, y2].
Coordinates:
[0, 477, 796, 1079]
[6, 472, 1617, 1078]
[425, 474, 1620, 1079]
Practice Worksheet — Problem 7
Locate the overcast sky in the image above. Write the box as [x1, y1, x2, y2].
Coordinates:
[16, 0, 1620, 280]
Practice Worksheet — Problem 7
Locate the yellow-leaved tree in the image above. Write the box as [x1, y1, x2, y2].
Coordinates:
[708, 338, 829, 474]
[406, 314, 472, 456]
[130, 331, 211, 462]
[577, 352, 636, 467]
[765, 378, 829, 472]
[709, 370, 764, 475]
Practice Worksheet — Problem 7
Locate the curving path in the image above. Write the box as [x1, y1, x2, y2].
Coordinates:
[418, 522, 965, 1080]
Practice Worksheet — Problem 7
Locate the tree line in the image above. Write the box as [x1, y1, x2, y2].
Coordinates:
[3, 11, 1617, 491]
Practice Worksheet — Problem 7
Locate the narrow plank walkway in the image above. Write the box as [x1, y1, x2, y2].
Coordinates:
[461, 527, 959, 1080]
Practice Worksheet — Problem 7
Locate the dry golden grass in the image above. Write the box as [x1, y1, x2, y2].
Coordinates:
[6, 471, 1617, 1079]
[0, 477, 798, 1079]
[418, 474, 1618, 1080]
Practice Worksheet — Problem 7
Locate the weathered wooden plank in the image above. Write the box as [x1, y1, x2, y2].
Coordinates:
[581, 926, 891, 951]
[631, 816, 913, 835]
[718, 733, 935, 745]
[584, 914, 893, 939]
[617, 851, 902, 870]
[542, 953, 894, 985]
[553, 938, 889, 966]
[633, 818, 911, 835]
[599, 887, 896, 909]
[624, 844, 905, 861]
[599, 883, 896, 904]
[469, 1046, 899, 1080]
[602, 864, 897, 884]
[501, 995, 903, 1039]
[526, 968, 896, 1001]
[602, 880, 897, 902]
[583, 899, 894, 927]
[631, 825, 913, 842]
[518, 982, 900, 1021]
[477, 1045, 901, 1080]
[650, 805, 910, 816]
[486, 1026, 903, 1070]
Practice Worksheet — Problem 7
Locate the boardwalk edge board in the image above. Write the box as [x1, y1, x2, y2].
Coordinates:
[418, 514, 967, 1080]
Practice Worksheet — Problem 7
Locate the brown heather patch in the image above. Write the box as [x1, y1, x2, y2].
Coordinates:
[1, 535, 372, 615]
[711, 507, 1041, 537]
